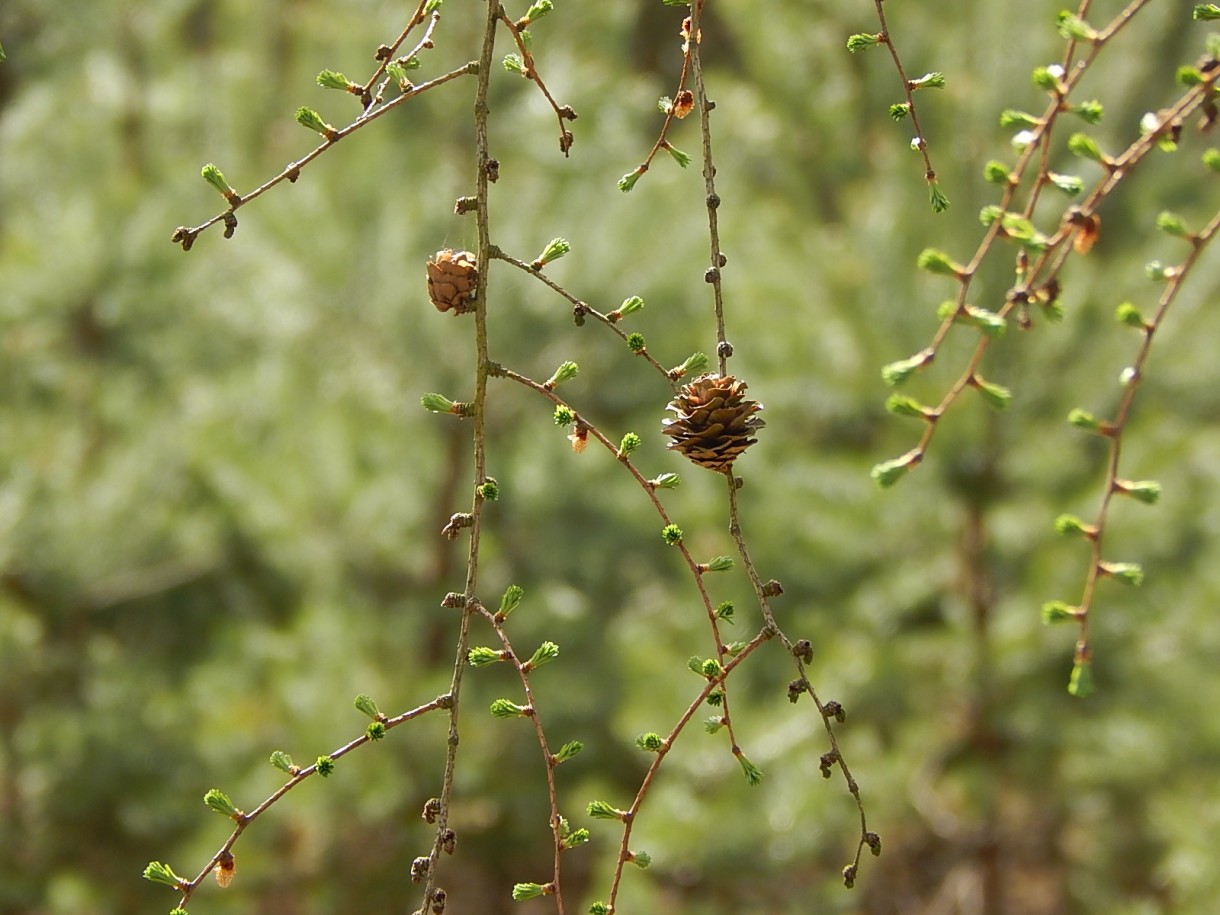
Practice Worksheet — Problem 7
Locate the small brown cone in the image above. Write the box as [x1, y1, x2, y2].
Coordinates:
[662, 374, 765, 473]
[426, 249, 478, 314]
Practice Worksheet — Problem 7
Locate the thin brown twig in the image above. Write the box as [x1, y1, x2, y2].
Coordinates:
[174, 696, 450, 909]
[496, 10, 576, 155]
[172, 63, 476, 248]
[490, 248, 677, 387]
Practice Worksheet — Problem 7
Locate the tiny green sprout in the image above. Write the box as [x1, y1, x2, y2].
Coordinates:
[1100, 561, 1145, 586]
[871, 449, 922, 488]
[533, 237, 571, 268]
[1048, 172, 1085, 196]
[1115, 479, 1162, 504]
[499, 584, 525, 618]
[421, 392, 457, 414]
[526, 640, 560, 669]
[201, 163, 239, 203]
[687, 656, 706, 675]
[882, 349, 933, 387]
[629, 850, 652, 869]
[916, 248, 963, 277]
[204, 788, 242, 819]
[716, 600, 735, 623]
[424, 0, 443, 11]
[657, 95, 673, 113]
[909, 136, 926, 152]
[315, 755, 335, 777]
[586, 800, 623, 820]
[171, 909, 189, 915]
[885, 394, 935, 420]
[701, 555, 734, 572]
[1009, 129, 1037, 154]
[1145, 260, 1173, 281]
[589, 903, 611, 915]
[971, 375, 1010, 412]
[673, 351, 709, 377]
[1040, 298, 1066, 323]
[512, 883, 547, 901]
[353, 694, 383, 720]
[635, 732, 665, 752]
[1067, 408, 1103, 432]
[1115, 302, 1148, 328]
[889, 102, 911, 120]
[700, 658, 723, 679]
[562, 828, 590, 849]
[909, 71, 945, 89]
[651, 472, 681, 489]
[1032, 65, 1064, 91]
[619, 432, 642, 456]
[706, 688, 724, 707]
[1067, 132, 1106, 163]
[929, 182, 950, 213]
[1156, 211, 1191, 239]
[661, 523, 683, 545]
[142, 861, 187, 890]
[626, 332, 647, 353]
[704, 716, 725, 734]
[1041, 600, 1079, 624]
[554, 740, 584, 763]
[1054, 514, 1095, 537]
[1204, 149, 1220, 172]
[385, 62, 409, 88]
[1140, 111, 1179, 152]
[724, 640, 747, 655]
[478, 477, 500, 501]
[269, 750, 295, 773]
[737, 754, 764, 786]
[367, 721, 386, 740]
[845, 32, 883, 52]
[1178, 65, 1204, 86]
[617, 167, 645, 192]
[553, 405, 575, 426]
[983, 160, 1013, 184]
[468, 646, 505, 667]
[663, 142, 693, 168]
[1071, 100, 1104, 124]
[1000, 213, 1049, 250]
[1068, 657, 1094, 698]
[544, 361, 579, 390]
[316, 69, 356, 92]
[1194, 3, 1220, 20]
[999, 109, 1041, 129]
[978, 205, 1003, 227]
[524, 0, 555, 23]
[294, 106, 336, 139]
[503, 53, 526, 75]
[617, 295, 645, 317]
[1056, 11, 1096, 41]
[490, 698, 530, 719]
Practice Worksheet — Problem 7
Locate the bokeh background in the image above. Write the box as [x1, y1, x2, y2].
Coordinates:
[4, 2, 1220, 913]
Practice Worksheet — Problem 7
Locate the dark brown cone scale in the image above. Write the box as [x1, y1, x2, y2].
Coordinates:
[661, 374, 765, 473]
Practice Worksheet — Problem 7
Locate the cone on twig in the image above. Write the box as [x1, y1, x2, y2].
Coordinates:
[426, 249, 479, 314]
[662, 374, 765, 473]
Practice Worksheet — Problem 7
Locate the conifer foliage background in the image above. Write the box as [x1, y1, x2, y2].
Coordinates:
[3, 1, 1220, 913]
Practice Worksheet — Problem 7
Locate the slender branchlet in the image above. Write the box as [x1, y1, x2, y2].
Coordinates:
[871, 2, 1219, 690]
[163, 3, 876, 912]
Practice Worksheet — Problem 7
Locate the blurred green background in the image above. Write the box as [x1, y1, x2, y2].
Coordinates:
[4, 2, 1220, 913]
